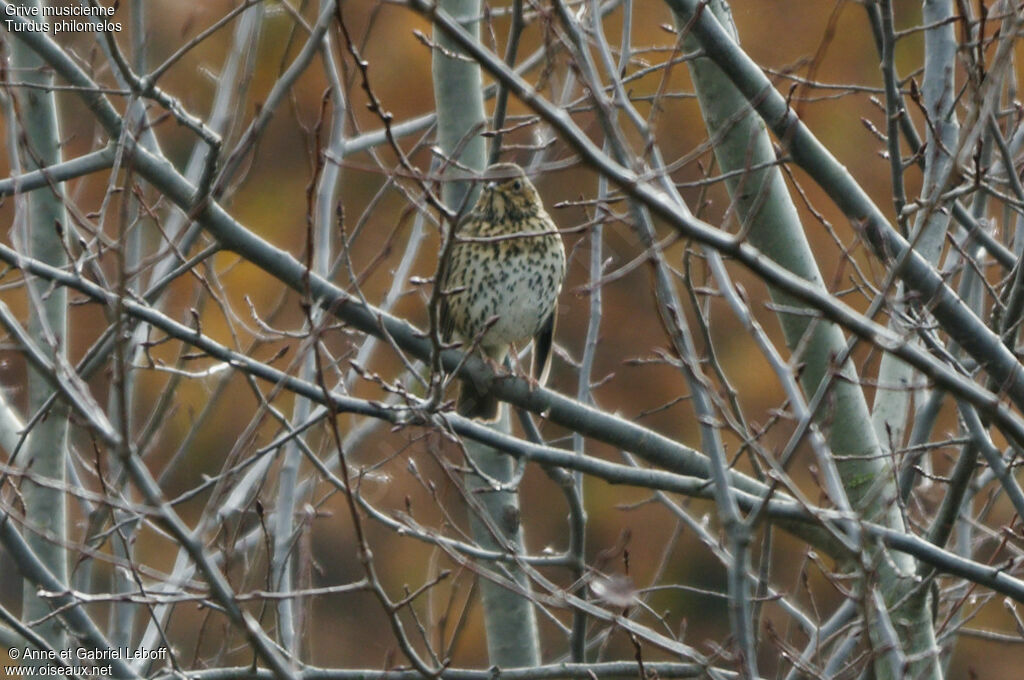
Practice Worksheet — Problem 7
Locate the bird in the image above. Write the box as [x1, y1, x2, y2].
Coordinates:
[439, 163, 567, 421]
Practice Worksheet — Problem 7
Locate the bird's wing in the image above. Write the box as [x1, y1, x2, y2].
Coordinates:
[439, 297, 453, 342]
[438, 219, 471, 342]
[532, 305, 557, 385]
[438, 261, 455, 342]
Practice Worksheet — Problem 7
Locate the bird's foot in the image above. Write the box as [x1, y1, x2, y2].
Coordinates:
[482, 354, 506, 376]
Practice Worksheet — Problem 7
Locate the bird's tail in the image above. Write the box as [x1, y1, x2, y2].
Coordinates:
[457, 381, 500, 422]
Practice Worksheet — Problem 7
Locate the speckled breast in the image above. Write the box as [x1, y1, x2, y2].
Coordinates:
[451, 232, 565, 351]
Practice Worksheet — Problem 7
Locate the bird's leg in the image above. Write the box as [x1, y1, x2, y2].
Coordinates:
[508, 343, 543, 392]
[482, 345, 509, 376]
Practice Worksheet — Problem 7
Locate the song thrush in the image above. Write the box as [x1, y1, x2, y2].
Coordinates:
[439, 163, 567, 421]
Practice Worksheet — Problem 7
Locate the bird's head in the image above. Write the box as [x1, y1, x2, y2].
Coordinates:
[477, 163, 543, 222]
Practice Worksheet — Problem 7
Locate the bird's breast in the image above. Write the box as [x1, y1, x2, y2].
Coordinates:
[448, 233, 565, 351]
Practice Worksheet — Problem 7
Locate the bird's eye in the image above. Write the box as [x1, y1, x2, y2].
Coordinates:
[512, 179, 522, 191]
